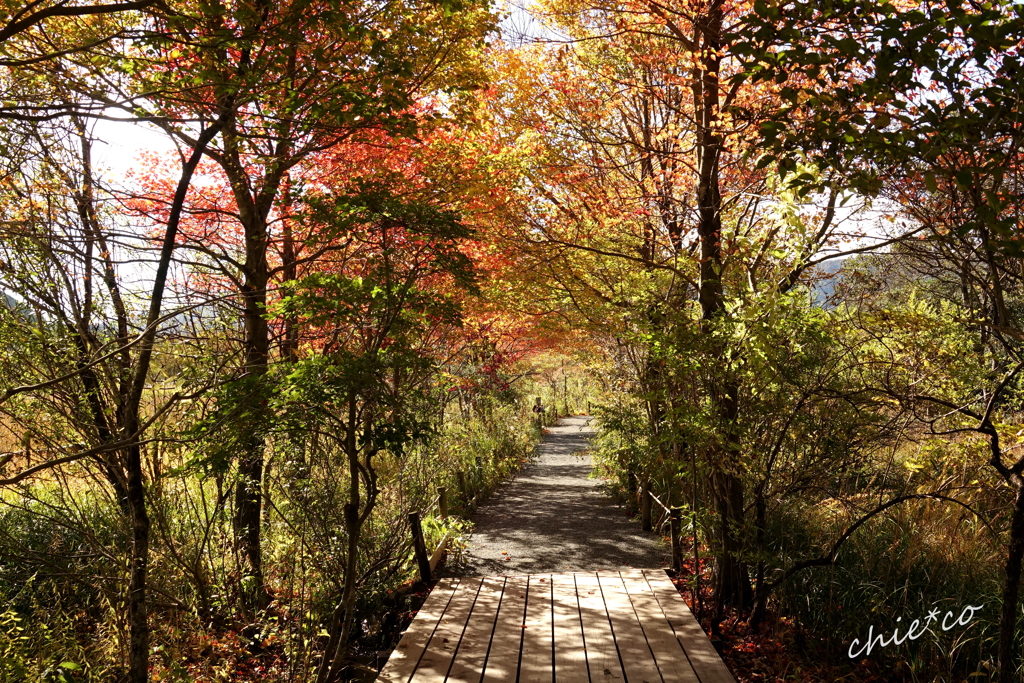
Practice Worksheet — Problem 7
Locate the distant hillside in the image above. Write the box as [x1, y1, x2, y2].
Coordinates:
[809, 258, 845, 305]
[2, 290, 19, 310]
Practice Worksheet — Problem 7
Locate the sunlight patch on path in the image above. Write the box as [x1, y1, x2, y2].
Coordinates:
[444, 415, 668, 576]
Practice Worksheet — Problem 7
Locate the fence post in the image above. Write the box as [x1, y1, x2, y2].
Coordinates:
[641, 477, 652, 532]
[626, 468, 638, 513]
[438, 486, 448, 518]
[669, 508, 683, 572]
[408, 511, 431, 583]
[456, 470, 467, 502]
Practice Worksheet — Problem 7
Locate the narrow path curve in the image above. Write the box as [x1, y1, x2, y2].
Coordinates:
[444, 415, 669, 576]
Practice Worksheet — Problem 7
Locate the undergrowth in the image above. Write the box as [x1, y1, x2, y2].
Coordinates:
[0, 396, 548, 682]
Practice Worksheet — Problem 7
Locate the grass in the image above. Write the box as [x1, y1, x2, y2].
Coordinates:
[0, 391, 548, 682]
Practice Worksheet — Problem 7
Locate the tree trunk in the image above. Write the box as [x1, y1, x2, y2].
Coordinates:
[998, 482, 1024, 683]
[749, 492, 768, 628]
[234, 432, 266, 606]
[314, 502, 362, 683]
[691, 0, 753, 615]
[709, 382, 753, 613]
[316, 397, 363, 683]
[222, 124, 279, 609]
[710, 460, 753, 610]
[233, 219, 270, 604]
[117, 118, 226, 683]
[125, 442, 150, 683]
[280, 172, 300, 364]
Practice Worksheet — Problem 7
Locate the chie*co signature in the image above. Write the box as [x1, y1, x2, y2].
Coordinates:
[848, 604, 985, 659]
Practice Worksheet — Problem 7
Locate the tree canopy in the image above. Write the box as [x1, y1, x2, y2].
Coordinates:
[2, 0, 1024, 681]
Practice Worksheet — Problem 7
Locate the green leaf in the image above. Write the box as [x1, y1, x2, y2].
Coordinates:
[924, 172, 938, 193]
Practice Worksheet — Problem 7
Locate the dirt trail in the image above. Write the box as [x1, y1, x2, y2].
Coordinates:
[444, 415, 668, 576]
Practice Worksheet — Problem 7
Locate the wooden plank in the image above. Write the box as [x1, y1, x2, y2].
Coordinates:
[619, 570, 700, 683]
[519, 575, 554, 683]
[429, 532, 451, 573]
[550, 573, 588, 683]
[641, 570, 736, 683]
[447, 576, 506, 683]
[481, 575, 528, 683]
[414, 577, 484, 681]
[598, 572, 664, 683]
[378, 578, 461, 683]
[575, 572, 625, 683]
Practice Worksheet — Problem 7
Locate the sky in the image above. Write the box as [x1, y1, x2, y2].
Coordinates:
[91, 116, 174, 182]
[85, 2, 891, 259]
[90, 1, 543, 179]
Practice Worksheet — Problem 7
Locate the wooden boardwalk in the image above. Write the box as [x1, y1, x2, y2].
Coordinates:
[378, 569, 736, 683]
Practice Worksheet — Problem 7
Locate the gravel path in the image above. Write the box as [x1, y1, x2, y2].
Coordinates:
[444, 415, 669, 576]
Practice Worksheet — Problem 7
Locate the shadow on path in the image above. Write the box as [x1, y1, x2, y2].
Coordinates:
[443, 415, 669, 576]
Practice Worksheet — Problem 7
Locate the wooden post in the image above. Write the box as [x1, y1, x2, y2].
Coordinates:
[456, 470, 467, 502]
[693, 510, 702, 623]
[438, 486, 448, 518]
[563, 361, 569, 416]
[670, 508, 683, 572]
[641, 477, 652, 532]
[408, 511, 431, 583]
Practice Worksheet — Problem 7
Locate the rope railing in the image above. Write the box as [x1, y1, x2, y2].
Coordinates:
[648, 489, 671, 513]
[407, 456, 494, 583]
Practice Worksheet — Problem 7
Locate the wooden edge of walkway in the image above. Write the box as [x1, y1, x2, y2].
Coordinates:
[377, 570, 736, 683]
[378, 578, 461, 683]
[638, 569, 736, 683]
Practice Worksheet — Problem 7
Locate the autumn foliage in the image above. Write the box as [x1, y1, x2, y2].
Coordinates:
[5, 0, 1024, 682]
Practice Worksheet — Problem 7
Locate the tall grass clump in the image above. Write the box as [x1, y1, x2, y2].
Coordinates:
[0, 484, 128, 680]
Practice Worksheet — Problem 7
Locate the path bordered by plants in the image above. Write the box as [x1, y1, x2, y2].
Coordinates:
[445, 416, 668, 576]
